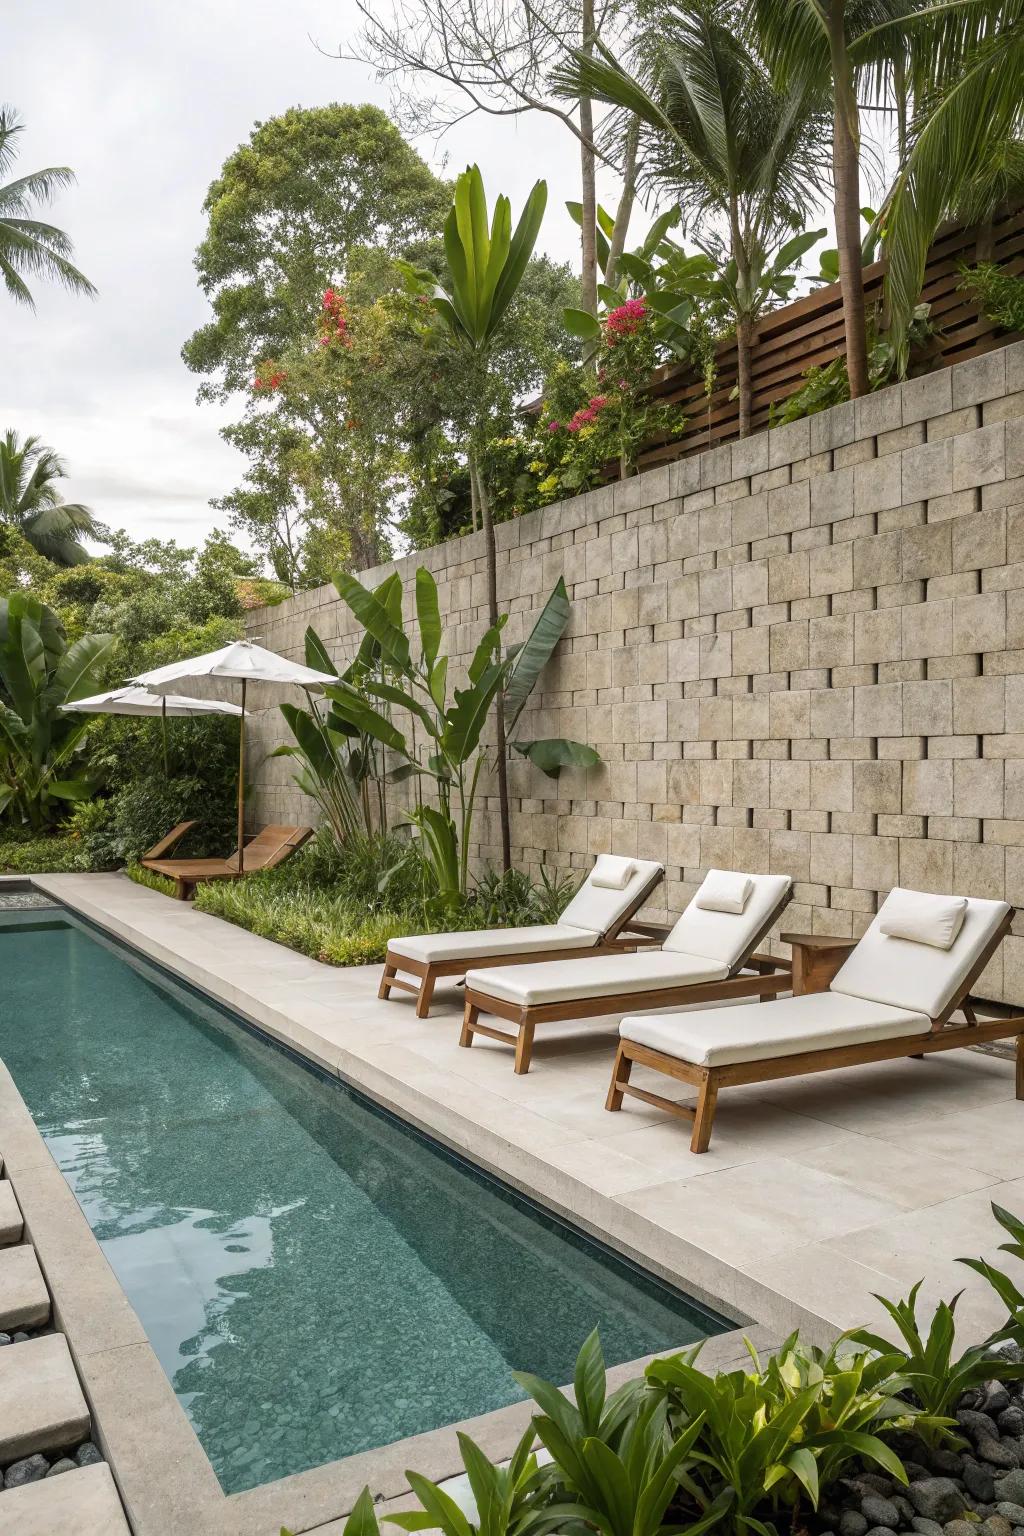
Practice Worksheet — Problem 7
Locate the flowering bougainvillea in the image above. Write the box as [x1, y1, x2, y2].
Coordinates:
[252, 362, 287, 392]
[528, 298, 684, 498]
[319, 287, 353, 348]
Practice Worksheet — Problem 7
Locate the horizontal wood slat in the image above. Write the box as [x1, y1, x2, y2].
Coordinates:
[631, 207, 1024, 471]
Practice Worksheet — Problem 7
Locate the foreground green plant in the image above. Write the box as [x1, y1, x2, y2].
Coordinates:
[126, 862, 177, 899]
[0, 830, 86, 874]
[959, 1200, 1024, 1355]
[847, 1277, 1022, 1441]
[960, 263, 1024, 335]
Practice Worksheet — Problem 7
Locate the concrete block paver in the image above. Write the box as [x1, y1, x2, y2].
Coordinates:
[0, 1333, 89, 1463]
[0, 1181, 23, 1245]
[0, 1243, 48, 1330]
[0, 1462, 130, 1534]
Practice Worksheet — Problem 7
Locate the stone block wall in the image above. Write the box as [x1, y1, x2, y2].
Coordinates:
[246, 340, 1024, 1004]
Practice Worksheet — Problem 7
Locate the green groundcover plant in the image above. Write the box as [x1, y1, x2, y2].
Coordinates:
[279, 1204, 1024, 1536]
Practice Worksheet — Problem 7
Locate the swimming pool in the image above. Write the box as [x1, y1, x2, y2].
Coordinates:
[0, 906, 730, 1493]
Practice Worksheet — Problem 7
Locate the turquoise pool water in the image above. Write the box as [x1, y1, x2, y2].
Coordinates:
[0, 908, 729, 1493]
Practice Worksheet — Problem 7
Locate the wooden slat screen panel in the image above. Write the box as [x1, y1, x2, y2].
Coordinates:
[632, 206, 1024, 472]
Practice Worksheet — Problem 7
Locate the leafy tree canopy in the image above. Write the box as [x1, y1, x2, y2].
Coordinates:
[181, 103, 451, 396]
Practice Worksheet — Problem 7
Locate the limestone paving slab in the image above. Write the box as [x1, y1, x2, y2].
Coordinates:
[0, 1242, 48, 1330]
[0, 1180, 23, 1245]
[0, 1334, 89, 1463]
[0, 1462, 131, 1535]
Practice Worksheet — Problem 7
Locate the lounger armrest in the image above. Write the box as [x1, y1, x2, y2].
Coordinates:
[619, 919, 674, 942]
[745, 951, 792, 972]
[142, 820, 197, 861]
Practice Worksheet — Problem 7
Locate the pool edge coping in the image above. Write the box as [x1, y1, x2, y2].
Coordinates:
[4, 879, 775, 1536]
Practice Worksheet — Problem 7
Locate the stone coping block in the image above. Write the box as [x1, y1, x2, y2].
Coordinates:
[0, 1181, 23, 1246]
[0, 1243, 48, 1330]
[0, 1462, 131, 1534]
[0, 1334, 89, 1464]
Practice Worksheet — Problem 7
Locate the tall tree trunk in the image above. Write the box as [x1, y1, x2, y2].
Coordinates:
[471, 451, 511, 874]
[579, 0, 599, 318]
[736, 312, 753, 438]
[830, 0, 869, 399]
[605, 115, 640, 289]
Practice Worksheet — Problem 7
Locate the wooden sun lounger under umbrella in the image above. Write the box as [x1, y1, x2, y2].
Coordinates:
[606, 887, 1024, 1153]
[141, 824, 313, 901]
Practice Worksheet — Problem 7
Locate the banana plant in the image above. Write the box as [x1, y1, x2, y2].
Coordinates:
[274, 573, 405, 844]
[320, 567, 598, 902]
[0, 593, 114, 828]
[410, 163, 548, 874]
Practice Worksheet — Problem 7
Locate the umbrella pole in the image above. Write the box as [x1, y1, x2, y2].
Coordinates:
[237, 679, 246, 874]
[161, 697, 169, 778]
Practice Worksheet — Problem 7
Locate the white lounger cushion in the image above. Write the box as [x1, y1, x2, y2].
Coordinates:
[831, 889, 1010, 1019]
[620, 991, 930, 1069]
[664, 872, 791, 970]
[389, 924, 596, 966]
[466, 949, 729, 1008]
[878, 890, 966, 950]
[556, 857, 664, 937]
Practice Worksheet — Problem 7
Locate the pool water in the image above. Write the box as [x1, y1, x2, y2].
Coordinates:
[0, 908, 729, 1493]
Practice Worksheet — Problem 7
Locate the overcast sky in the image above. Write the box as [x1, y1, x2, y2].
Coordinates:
[5, 1, 630, 558]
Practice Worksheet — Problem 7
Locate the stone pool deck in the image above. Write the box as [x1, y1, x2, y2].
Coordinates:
[35, 873, 1024, 1346]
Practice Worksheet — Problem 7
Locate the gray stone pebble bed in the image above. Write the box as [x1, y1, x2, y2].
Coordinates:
[2, 1440, 103, 1490]
[818, 1375, 1024, 1536]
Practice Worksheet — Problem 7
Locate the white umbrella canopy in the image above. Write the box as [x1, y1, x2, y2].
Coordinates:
[132, 640, 337, 871]
[133, 640, 334, 691]
[58, 685, 244, 779]
[59, 686, 243, 718]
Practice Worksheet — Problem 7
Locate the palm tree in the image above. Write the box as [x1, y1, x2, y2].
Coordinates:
[0, 106, 95, 308]
[559, 0, 831, 434]
[0, 432, 104, 566]
[751, 0, 920, 401]
[867, 0, 1024, 370]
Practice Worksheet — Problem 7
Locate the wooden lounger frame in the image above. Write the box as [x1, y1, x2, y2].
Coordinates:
[141, 825, 313, 901]
[461, 886, 795, 1074]
[379, 865, 667, 1019]
[606, 908, 1024, 1153]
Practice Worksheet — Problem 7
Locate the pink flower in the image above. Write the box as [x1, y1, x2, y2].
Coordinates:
[548, 420, 560, 431]
[588, 395, 607, 409]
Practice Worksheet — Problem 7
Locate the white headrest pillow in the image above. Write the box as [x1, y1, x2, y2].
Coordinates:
[589, 854, 637, 891]
[879, 890, 967, 951]
[694, 869, 754, 915]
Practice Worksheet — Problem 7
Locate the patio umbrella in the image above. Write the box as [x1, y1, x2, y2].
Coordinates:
[59, 685, 243, 775]
[132, 640, 335, 871]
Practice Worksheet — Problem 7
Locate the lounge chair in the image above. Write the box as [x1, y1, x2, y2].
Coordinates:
[141, 824, 313, 901]
[461, 870, 794, 1074]
[379, 854, 666, 1019]
[606, 887, 1024, 1153]
[142, 821, 198, 862]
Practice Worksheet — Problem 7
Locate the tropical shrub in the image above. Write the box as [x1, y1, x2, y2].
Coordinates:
[0, 594, 115, 828]
[0, 831, 87, 874]
[959, 1200, 1024, 1354]
[959, 263, 1024, 335]
[286, 569, 598, 903]
[770, 306, 936, 425]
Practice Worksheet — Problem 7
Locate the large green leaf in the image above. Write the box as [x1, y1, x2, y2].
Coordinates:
[563, 306, 603, 341]
[343, 1488, 382, 1536]
[325, 684, 409, 756]
[47, 777, 96, 801]
[490, 177, 547, 335]
[443, 662, 505, 765]
[54, 632, 116, 703]
[415, 567, 441, 670]
[504, 578, 570, 728]
[305, 626, 337, 677]
[334, 571, 411, 674]
[512, 738, 601, 779]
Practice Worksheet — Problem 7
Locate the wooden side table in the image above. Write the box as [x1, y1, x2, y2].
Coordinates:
[780, 931, 859, 995]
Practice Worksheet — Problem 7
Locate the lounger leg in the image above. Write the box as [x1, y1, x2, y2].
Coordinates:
[690, 1072, 719, 1155]
[514, 1019, 536, 1075]
[379, 962, 397, 1001]
[1017, 1035, 1024, 1102]
[606, 1043, 632, 1111]
[173, 879, 189, 901]
[415, 971, 436, 1019]
[459, 1001, 478, 1049]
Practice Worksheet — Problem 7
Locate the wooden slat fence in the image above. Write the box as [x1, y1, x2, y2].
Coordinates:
[632, 205, 1024, 471]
